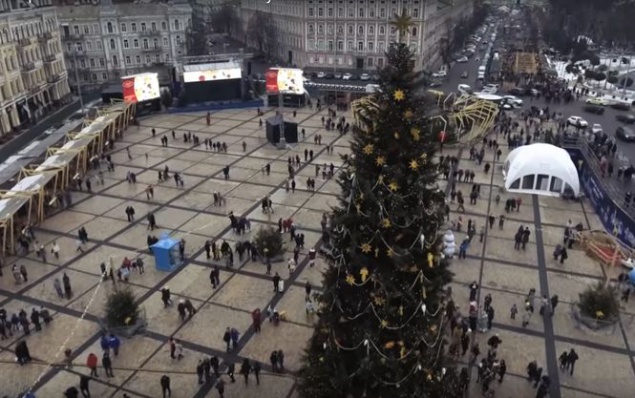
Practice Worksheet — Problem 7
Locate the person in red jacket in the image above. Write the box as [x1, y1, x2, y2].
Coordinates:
[86, 353, 98, 377]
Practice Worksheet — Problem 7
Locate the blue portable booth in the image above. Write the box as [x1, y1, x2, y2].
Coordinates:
[151, 233, 183, 271]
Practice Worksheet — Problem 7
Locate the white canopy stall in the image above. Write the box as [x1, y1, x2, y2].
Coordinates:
[503, 143, 580, 197]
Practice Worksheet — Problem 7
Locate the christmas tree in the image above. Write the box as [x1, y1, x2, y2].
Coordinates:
[297, 12, 460, 398]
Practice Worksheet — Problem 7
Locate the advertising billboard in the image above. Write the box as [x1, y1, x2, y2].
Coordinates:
[265, 68, 304, 95]
[122, 73, 160, 103]
[183, 68, 241, 83]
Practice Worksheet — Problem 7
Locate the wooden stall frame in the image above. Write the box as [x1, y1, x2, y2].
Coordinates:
[0, 191, 35, 256]
[17, 169, 61, 222]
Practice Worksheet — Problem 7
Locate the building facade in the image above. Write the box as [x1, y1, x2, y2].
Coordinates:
[0, 0, 70, 135]
[239, 0, 474, 73]
[57, 0, 192, 92]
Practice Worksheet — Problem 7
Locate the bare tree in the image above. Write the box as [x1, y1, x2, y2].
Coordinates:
[210, 4, 242, 37]
[247, 11, 278, 59]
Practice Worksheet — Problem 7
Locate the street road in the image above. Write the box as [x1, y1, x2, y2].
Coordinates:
[0, 92, 101, 164]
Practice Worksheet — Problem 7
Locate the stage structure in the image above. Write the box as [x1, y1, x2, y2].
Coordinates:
[182, 61, 242, 103]
[265, 67, 306, 108]
[151, 233, 184, 271]
[0, 101, 136, 255]
[121, 73, 161, 113]
[266, 114, 298, 145]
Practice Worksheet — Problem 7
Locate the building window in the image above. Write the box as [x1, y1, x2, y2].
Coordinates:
[379, 42, 385, 52]
[91, 73, 97, 81]
[125, 56, 131, 65]
[92, 24, 99, 34]
[163, 37, 168, 46]
[309, 56, 314, 64]
[337, 40, 343, 50]
[359, 8, 364, 18]
[109, 39, 116, 50]
[317, 40, 324, 50]
[380, 8, 386, 18]
[358, 26, 364, 35]
[370, 8, 375, 18]
[318, 24, 323, 34]
[308, 24, 314, 34]
[141, 23, 147, 32]
[308, 39, 315, 50]
[136, 55, 141, 64]
[378, 58, 384, 67]
[99, 58, 105, 67]
[337, 24, 343, 34]
[107, 22, 113, 33]
[83, 25, 89, 34]
[328, 7, 333, 17]
[75, 42, 83, 51]
[369, 25, 374, 35]
[412, 27, 417, 36]
[123, 39, 129, 49]
[318, 8, 323, 17]
[145, 55, 151, 64]
[153, 38, 158, 48]
[133, 39, 139, 48]
[86, 41, 92, 50]
[174, 20, 180, 30]
[348, 7, 354, 17]
[348, 25, 353, 35]
[328, 24, 333, 34]
[328, 40, 333, 51]
[155, 55, 160, 63]
[112, 55, 118, 66]
[161, 21, 167, 30]
[131, 23, 137, 32]
[89, 58, 95, 67]
[96, 41, 102, 50]
[358, 41, 363, 51]
[338, 7, 343, 17]
[176, 35, 181, 45]
[73, 25, 79, 35]
[308, 7, 314, 17]
[379, 26, 385, 35]
[413, 8, 419, 18]
[120, 23, 126, 33]
[151, 22, 157, 31]
[102, 72, 107, 80]
[143, 39, 149, 49]
[368, 58, 374, 67]
[347, 41, 353, 50]
[368, 42, 374, 51]
[66, 43, 72, 52]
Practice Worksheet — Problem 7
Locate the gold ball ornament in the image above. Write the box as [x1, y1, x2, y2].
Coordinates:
[410, 128, 421, 141]
[359, 267, 369, 282]
[398, 305, 404, 316]
[393, 89, 406, 101]
[394, 132, 400, 139]
[384, 341, 396, 349]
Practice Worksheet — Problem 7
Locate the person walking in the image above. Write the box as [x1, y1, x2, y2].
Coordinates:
[227, 362, 236, 383]
[240, 358, 252, 384]
[253, 361, 261, 385]
[108, 334, 120, 356]
[160, 375, 171, 398]
[216, 378, 226, 398]
[568, 348, 579, 376]
[498, 359, 507, 383]
[273, 272, 281, 293]
[79, 375, 91, 398]
[102, 352, 114, 378]
[559, 351, 569, 371]
[86, 353, 98, 377]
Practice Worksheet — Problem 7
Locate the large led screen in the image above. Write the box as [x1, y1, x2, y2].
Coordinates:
[265, 68, 304, 95]
[122, 73, 160, 103]
[183, 68, 241, 83]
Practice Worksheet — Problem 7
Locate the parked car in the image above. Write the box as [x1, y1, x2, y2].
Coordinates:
[457, 56, 469, 63]
[616, 126, 635, 142]
[616, 114, 635, 124]
[317, 71, 326, 78]
[432, 71, 447, 78]
[591, 124, 603, 134]
[583, 105, 605, 115]
[585, 97, 608, 106]
[360, 73, 371, 81]
[509, 87, 525, 96]
[611, 102, 631, 111]
[567, 116, 588, 128]
[325, 73, 335, 79]
[334, 72, 342, 79]
[502, 95, 523, 107]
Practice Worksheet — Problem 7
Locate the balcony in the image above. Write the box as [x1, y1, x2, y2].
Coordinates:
[65, 34, 84, 40]
[23, 62, 36, 71]
[139, 30, 161, 37]
[18, 38, 31, 47]
[44, 54, 56, 63]
[38, 31, 53, 42]
[47, 74, 60, 84]
[141, 45, 162, 53]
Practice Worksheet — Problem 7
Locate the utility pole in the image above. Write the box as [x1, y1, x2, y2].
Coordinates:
[73, 49, 84, 113]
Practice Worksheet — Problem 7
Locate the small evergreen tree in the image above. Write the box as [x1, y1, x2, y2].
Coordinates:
[105, 287, 139, 328]
[254, 227, 285, 259]
[297, 13, 458, 398]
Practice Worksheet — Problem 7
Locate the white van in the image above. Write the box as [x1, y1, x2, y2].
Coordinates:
[458, 84, 472, 94]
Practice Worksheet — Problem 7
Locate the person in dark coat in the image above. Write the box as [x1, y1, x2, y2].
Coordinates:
[253, 361, 261, 385]
[79, 375, 91, 398]
[240, 358, 252, 384]
[160, 375, 171, 398]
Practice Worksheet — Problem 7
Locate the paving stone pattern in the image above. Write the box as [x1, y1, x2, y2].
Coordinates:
[0, 107, 633, 398]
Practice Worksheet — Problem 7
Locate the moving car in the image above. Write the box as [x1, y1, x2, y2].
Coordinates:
[457, 56, 468, 63]
[502, 95, 523, 107]
[342, 73, 353, 80]
[429, 81, 442, 88]
[432, 71, 447, 78]
[317, 71, 326, 78]
[585, 97, 608, 106]
[461, 71, 468, 78]
[567, 116, 588, 128]
[611, 102, 631, 111]
[616, 114, 635, 124]
[616, 126, 635, 142]
[509, 87, 525, 96]
[360, 73, 371, 81]
[582, 105, 605, 115]
[591, 124, 603, 134]
[458, 84, 472, 94]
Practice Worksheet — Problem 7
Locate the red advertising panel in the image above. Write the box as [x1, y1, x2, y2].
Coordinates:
[265, 69, 279, 94]
[122, 77, 136, 102]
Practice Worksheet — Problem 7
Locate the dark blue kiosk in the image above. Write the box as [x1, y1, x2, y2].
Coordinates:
[151, 233, 183, 272]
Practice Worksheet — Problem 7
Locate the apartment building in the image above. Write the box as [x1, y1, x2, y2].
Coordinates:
[239, 0, 474, 73]
[0, 0, 70, 135]
[57, 0, 192, 92]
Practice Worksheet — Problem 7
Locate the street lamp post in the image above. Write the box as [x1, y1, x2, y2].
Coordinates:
[72, 49, 84, 113]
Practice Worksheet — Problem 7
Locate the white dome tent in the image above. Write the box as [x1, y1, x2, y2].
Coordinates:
[502, 143, 580, 197]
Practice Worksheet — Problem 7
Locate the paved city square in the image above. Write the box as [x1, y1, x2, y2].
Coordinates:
[0, 106, 634, 398]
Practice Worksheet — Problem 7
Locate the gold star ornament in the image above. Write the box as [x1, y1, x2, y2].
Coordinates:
[388, 181, 399, 192]
[360, 267, 369, 282]
[386, 248, 395, 257]
[362, 144, 374, 155]
[393, 89, 405, 101]
[404, 109, 414, 119]
[409, 159, 419, 171]
[345, 274, 356, 285]
[410, 128, 421, 141]
[375, 156, 386, 166]
[380, 319, 389, 328]
[361, 242, 373, 253]
[381, 218, 392, 228]
[373, 296, 385, 306]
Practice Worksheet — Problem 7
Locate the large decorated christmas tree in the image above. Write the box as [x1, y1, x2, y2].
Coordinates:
[297, 13, 460, 398]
